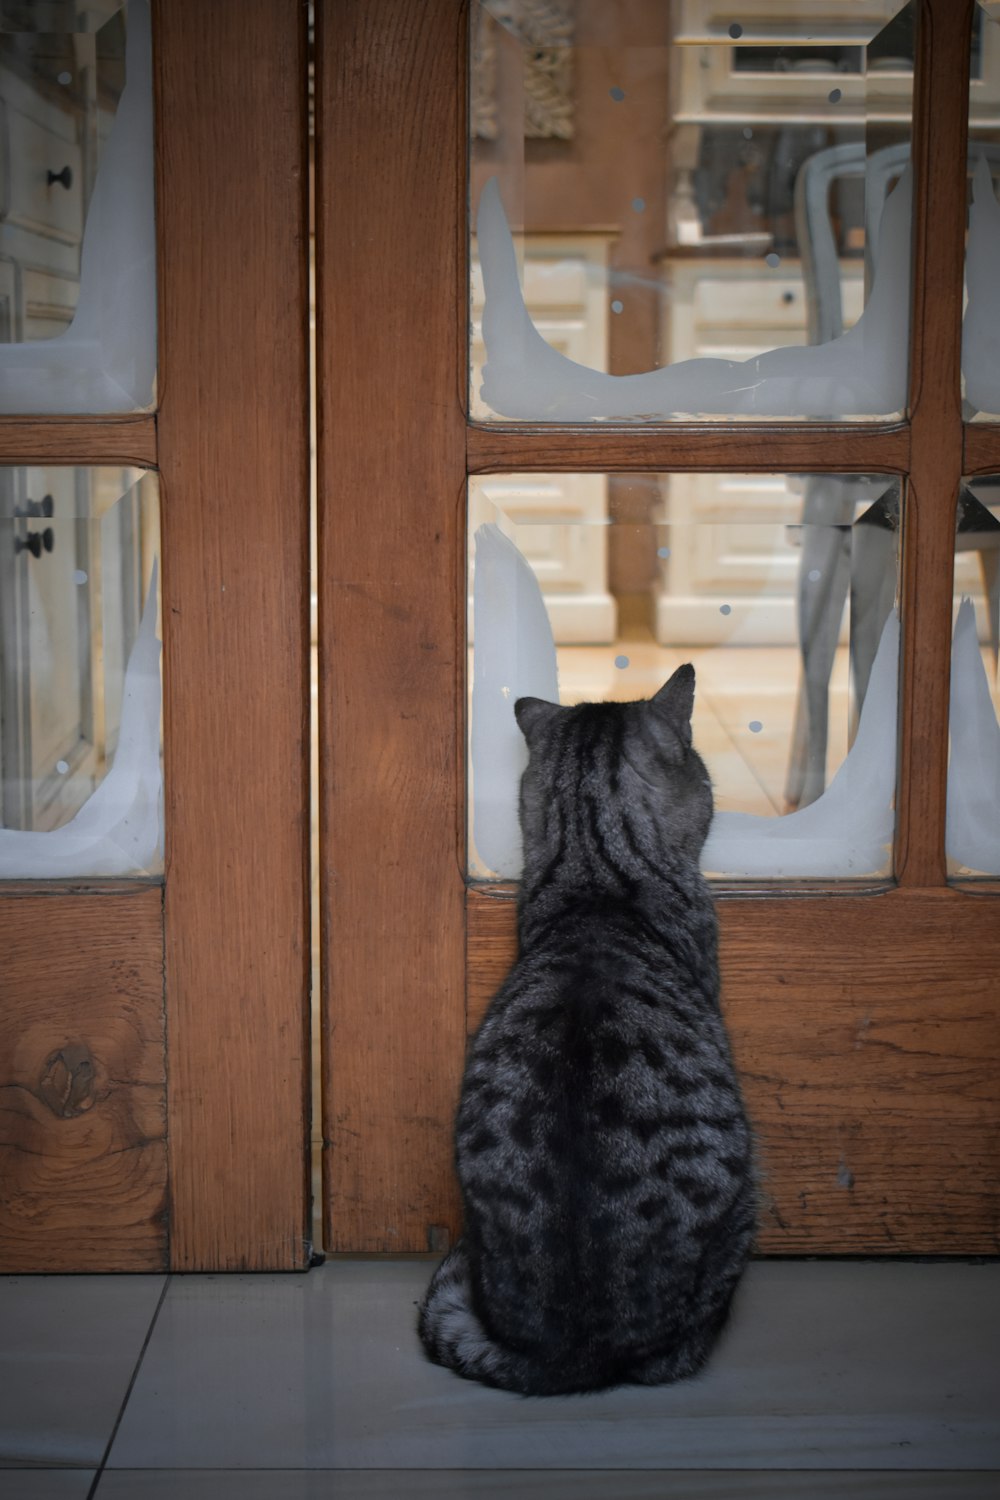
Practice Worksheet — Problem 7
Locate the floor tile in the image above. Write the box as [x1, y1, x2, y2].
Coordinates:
[109, 1261, 1000, 1471]
[0, 1275, 165, 1468]
[0, 1476, 94, 1499]
[90, 1471, 1000, 1499]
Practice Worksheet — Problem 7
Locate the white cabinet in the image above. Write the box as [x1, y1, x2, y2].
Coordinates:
[470, 237, 617, 644]
[0, 63, 85, 341]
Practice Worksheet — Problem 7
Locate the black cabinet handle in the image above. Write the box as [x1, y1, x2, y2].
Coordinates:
[47, 165, 73, 190]
[14, 494, 55, 519]
[14, 529, 54, 559]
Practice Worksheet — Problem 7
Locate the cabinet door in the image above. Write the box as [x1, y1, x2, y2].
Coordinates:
[1, 468, 95, 831]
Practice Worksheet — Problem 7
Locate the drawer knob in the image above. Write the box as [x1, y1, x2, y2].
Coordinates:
[14, 528, 54, 558]
[15, 493, 55, 520]
[47, 165, 73, 190]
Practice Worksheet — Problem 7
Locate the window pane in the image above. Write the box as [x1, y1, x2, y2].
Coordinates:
[948, 474, 1000, 876]
[964, 4, 1000, 417]
[0, 464, 161, 877]
[0, 0, 155, 413]
[471, 0, 915, 422]
[468, 470, 901, 880]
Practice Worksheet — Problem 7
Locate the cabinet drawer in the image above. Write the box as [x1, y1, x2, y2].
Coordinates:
[694, 275, 807, 329]
[1, 101, 82, 246]
[692, 270, 866, 331]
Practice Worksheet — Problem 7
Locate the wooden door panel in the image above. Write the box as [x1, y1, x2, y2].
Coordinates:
[0, 884, 166, 1273]
[468, 886, 1000, 1255]
[317, 0, 468, 1256]
[0, 1, 311, 1274]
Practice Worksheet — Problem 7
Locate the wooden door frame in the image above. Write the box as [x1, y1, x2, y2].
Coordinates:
[0, 0, 312, 1274]
[318, 0, 1000, 1255]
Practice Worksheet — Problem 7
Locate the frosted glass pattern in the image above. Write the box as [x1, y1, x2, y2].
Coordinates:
[963, 7, 1000, 416]
[947, 476, 1000, 876]
[0, 465, 161, 876]
[468, 471, 902, 881]
[471, 1, 915, 423]
[0, 0, 155, 412]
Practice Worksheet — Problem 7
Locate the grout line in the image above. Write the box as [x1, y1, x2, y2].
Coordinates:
[697, 686, 785, 815]
[86, 1276, 171, 1500]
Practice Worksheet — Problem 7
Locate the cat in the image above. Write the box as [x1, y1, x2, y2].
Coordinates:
[418, 664, 755, 1396]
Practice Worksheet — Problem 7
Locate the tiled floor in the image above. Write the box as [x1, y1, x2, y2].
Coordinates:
[2, 1260, 998, 1497]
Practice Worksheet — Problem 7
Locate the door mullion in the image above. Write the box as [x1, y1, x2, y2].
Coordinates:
[894, 0, 974, 886]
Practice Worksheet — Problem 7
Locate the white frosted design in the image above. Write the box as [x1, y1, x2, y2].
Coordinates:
[477, 170, 911, 420]
[702, 612, 899, 878]
[472, 524, 559, 877]
[962, 156, 1000, 415]
[0, 0, 155, 414]
[946, 598, 1000, 874]
[0, 563, 162, 878]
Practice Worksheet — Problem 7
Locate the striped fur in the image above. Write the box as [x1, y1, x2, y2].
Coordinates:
[418, 666, 755, 1396]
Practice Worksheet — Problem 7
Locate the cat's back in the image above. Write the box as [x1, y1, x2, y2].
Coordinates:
[460, 895, 748, 1230]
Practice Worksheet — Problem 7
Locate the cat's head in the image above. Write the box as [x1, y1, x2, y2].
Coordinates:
[514, 665, 713, 867]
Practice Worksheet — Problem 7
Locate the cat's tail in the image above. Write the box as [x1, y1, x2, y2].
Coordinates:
[417, 1240, 555, 1396]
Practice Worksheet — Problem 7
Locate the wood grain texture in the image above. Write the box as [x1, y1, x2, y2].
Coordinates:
[0, 887, 166, 1272]
[155, 0, 312, 1270]
[316, 0, 468, 1252]
[0, 417, 157, 467]
[467, 886, 1000, 1254]
[894, 0, 974, 886]
[963, 423, 1000, 476]
[467, 422, 910, 476]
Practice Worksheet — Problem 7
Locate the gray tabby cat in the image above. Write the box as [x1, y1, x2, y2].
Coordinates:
[418, 665, 755, 1395]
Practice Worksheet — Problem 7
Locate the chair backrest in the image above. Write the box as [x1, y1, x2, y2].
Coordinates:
[794, 140, 1000, 346]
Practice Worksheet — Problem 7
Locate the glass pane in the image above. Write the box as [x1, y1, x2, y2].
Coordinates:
[468, 470, 901, 880]
[0, 464, 161, 877]
[471, 0, 915, 422]
[964, 5, 1000, 417]
[0, 0, 155, 413]
[948, 474, 1000, 876]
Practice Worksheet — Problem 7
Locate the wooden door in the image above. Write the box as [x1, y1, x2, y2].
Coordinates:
[317, 0, 1000, 1256]
[0, 0, 311, 1275]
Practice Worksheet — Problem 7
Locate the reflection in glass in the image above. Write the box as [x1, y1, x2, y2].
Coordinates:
[468, 471, 901, 880]
[471, 0, 915, 421]
[948, 476, 1000, 876]
[0, 0, 154, 413]
[0, 465, 161, 877]
[964, 5, 1000, 415]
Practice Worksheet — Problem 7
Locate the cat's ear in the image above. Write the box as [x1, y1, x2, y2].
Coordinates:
[514, 696, 563, 742]
[652, 664, 695, 741]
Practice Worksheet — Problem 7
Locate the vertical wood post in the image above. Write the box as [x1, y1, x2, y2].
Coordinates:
[156, 0, 313, 1270]
[895, 0, 974, 885]
[316, 0, 469, 1251]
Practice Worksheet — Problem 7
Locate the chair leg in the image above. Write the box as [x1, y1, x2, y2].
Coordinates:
[784, 671, 810, 810]
[978, 548, 1000, 671]
[788, 501, 853, 806]
[850, 522, 898, 733]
